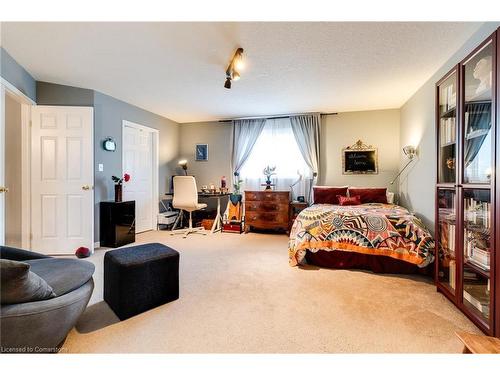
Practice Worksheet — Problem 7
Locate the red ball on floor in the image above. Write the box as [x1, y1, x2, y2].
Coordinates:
[75, 246, 91, 258]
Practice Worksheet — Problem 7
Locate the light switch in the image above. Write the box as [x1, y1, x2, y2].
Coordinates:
[98, 163, 104, 172]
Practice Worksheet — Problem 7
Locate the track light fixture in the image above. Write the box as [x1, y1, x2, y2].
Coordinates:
[224, 47, 244, 89]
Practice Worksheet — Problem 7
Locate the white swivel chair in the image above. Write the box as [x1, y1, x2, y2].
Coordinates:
[170, 176, 208, 238]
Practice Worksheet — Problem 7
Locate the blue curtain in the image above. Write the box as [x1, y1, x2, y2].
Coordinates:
[464, 102, 491, 168]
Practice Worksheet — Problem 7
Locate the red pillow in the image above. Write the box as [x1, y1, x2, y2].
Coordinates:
[313, 186, 348, 204]
[348, 188, 387, 204]
[337, 195, 361, 206]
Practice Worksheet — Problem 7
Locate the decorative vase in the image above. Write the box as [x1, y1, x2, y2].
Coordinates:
[114, 184, 122, 202]
[264, 179, 273, 190]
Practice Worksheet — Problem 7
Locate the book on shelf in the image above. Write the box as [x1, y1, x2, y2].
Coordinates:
[440, 117, 456, 145]
[442, 84, 456, 113]
[463, 285, 489, 318]
[468, 246, 490, 271]
[468, 257, 490, 271]
[465, 198, 491, 229]
[439, 222, 455, 253]
[464, 270, 479, 282]
[449, 259, 456, 290]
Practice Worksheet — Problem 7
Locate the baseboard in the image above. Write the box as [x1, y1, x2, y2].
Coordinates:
[94, 241, 100, 249]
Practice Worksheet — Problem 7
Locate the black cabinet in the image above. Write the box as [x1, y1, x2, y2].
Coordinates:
[100, 201, 135, 248]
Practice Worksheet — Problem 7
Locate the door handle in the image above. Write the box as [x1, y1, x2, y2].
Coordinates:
[82, 185, 91, 190]
[0, 186, 9, 193]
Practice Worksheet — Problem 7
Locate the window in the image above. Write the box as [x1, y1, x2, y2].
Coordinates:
[239, 118, 311, 195]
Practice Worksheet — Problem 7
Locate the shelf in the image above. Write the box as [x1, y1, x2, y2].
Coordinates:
[465, 129, 490, 140]
[440, 107, 456, 118]
[440, 141, 456, 147]
[464, 261, 490, 278]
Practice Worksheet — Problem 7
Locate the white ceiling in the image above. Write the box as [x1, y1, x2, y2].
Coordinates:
[1, 22, 482, 123]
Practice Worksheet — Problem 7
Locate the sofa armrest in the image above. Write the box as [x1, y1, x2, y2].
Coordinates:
[0, 246, 50, 261]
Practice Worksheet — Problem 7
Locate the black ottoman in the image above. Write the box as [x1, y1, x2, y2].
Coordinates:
[104, 243, 179, 320]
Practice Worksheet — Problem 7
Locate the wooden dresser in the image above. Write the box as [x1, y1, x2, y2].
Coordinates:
[244, 191, 290, 233]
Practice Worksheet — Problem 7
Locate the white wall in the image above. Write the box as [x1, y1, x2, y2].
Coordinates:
[399, 22, 500, 232]
[320, 109, 400, 192]
[180, 109, 401, 196]
[5, 94, 22, 247]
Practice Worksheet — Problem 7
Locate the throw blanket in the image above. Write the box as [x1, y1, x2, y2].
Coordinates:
[289, 203, 435, 267]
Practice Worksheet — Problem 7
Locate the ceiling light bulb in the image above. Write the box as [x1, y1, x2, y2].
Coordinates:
[234, 57, 244, 71]
[224, 77, 232, 89]
[232, 71, 240, 81]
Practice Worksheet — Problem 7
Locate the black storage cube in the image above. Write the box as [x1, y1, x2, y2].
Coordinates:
[100, 201, 135, 248]
[104, 243, 179, 320]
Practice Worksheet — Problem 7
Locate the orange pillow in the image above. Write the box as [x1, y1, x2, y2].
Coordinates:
[337, 195, 361, 206]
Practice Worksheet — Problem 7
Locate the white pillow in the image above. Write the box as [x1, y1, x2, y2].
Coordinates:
[386, 192, 395, 204]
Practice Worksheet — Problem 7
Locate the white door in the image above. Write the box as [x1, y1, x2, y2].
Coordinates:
[31, 106, 93, 254]
[122, 121, 155, 233]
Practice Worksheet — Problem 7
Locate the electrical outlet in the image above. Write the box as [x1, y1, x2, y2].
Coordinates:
[98, 163, 104, 172]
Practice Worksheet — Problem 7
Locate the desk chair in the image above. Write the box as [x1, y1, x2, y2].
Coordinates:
[170, 176, 207, 238]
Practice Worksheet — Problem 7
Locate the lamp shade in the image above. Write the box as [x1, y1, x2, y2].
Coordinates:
[402, 145, 416, 159]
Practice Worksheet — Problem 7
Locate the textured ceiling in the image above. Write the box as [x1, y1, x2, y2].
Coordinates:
[1, 22, 482, 123]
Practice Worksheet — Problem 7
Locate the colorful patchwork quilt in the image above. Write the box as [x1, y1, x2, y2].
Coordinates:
[288, 203, 435, 267]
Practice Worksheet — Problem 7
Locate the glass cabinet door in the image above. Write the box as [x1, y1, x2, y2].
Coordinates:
[437, 188, 457, 294]
[438, 71, 458, 183]
[463, 42, 493, 184]
[462, 189, 491, 324]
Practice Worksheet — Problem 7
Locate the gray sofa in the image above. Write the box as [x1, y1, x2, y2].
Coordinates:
[0, 246, 94, 353]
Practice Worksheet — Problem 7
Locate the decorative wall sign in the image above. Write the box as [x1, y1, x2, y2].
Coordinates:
[195, 144, 209, 161]
[342, 140, 378, 174]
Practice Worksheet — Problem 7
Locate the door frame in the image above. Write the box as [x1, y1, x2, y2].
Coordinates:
[122, 120, 159, 232]
[0, 77, 35, 248]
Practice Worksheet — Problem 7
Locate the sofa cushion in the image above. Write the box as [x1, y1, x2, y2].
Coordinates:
[1, 259, 56, 304]
[26, 258, 95, 297]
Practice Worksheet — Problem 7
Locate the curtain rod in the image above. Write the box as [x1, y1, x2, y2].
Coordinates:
[217, 112, 338, 123]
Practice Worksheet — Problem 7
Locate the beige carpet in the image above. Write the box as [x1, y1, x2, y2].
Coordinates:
[62, 230, 481, 353]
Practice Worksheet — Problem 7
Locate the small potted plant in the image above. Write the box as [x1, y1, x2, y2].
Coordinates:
[112, 173, 131, 202]
[262, 165, 276, 190]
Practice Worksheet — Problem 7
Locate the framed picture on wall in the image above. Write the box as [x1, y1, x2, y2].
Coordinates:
[195, 144, 209, 161]
[342, 140, 378, 174]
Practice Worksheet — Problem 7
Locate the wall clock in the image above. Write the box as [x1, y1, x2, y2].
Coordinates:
[103, 137, 116, 152]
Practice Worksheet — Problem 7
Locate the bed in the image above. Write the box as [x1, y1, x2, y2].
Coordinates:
[288, 203, 435, 274]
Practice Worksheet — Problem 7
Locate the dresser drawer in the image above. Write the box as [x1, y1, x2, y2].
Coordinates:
[245, 211, 288, 225]
[245, 191, 289, 202]
[245, 201, 289, 213]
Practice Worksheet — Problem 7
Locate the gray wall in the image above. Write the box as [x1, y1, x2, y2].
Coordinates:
[37, 81, 93, 106]
[0, 47, 36, 101]
[399, 22, 500, 232]
[36, 82, 180, 242]
[179, 121, 233, 188]
[93, 91, 179, 241]
[180, 109, 401, 197]
[320, 109, 400, 192]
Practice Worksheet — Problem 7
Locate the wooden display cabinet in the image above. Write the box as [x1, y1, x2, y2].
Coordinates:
[435, 28, 499, 337]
